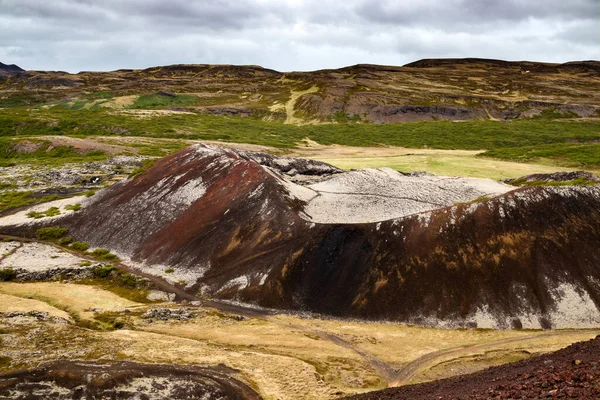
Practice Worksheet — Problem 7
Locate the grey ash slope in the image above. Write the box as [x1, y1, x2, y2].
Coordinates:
[5, 144, 600, 330]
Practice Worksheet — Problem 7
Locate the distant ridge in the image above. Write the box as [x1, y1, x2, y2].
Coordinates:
[0, 62, 24, 76]
[403, 58, 600, 71]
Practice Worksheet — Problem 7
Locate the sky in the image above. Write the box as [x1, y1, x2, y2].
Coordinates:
[0, 0, 598, 73]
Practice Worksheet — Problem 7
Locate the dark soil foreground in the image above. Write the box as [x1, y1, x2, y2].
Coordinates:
[0, 361, 261, 400]
[346, 335, 600, 400]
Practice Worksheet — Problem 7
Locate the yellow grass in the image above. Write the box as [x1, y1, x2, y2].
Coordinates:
[0, 282, 143, 321]
[0, 292, 71, 321]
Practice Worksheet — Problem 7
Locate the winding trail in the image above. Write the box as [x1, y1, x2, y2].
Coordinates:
[1, 234, 599, 389]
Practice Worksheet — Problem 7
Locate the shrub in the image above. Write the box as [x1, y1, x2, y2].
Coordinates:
[65, 203, 81, 211]
[35, 227, 68, 240]
[83, 190, 97, 198]
[92, 264, 118, 278]
[58, 236, 73, 245]
[164, 268, 174, 274]
[71, 241, 89, 251]
[0, 268, 16, 281]
[90, 248, 119, 261]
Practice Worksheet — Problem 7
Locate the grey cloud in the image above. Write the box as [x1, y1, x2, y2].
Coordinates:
[0, 0, 597, 72]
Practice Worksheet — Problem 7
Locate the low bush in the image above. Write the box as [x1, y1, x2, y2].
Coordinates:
[90, 248, 119, 261]
[71, 241, 89, 251]
[58, 236, 73, 245]
[65, 203, 82, 211]
[0, 268, 16, 281]
[35, 227, 68, 240]
[92, 264, 118, 278]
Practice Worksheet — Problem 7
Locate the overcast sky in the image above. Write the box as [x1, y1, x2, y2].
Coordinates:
[1, 0, 598, 73]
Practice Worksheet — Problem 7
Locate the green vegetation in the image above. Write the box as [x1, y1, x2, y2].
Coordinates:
[58, 236, 73, 245]
[90, 248, 119, 261]
[86, 265, 151, 302]
[128, 93, 200, 109]
[92, 264, 118, 278]
[71, 241, 90, 252]
[83, 190, 97, 198]
[79, 260, 92, 267]
[65, 203, 82, 211]
[0, 108, 598, 168]
[0, 268, 17, 281]
[164, 268, 174, 274]
[508, 177, 598, 187]
[0, 191, 65, 213]
[26, 206, 61, 219]
[35, 227, 69, 240]
[0, 138, 107, 167]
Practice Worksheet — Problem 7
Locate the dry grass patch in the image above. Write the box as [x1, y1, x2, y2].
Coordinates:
[0, 282, 143, 322]
[0, 292, 71, 321]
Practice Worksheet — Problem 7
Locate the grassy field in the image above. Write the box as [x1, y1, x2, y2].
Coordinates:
[0, 108, 599, 170]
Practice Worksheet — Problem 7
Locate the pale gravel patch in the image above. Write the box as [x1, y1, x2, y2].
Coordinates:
[146, 290, 176, 302]
[0, 241, 20, 256]
[121, 255, 208, 288]
[0, 195, 88, 227]
[295, 168, 512, 224]
[0, 242, 87, 271]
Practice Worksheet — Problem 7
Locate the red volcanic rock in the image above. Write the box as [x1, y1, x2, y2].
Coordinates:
[345, 335, 600, 400]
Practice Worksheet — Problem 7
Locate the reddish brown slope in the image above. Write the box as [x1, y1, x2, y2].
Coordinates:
[345, 335, 600, 399]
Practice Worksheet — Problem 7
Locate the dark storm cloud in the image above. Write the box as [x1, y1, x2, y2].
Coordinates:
[0, 0, 598, 72]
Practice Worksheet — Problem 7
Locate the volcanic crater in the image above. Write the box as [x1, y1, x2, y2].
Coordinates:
[3, 143, 600, 330]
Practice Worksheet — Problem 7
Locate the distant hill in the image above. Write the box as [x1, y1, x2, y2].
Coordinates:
[0, 58, 599, 122]
[0, 62, 24, 76]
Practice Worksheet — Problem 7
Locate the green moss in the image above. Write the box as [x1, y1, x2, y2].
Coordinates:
[164, 268, 174, 274]
[0, 191, 66, 213]
[71, 241, 89, 251]
[92, 264, 118, 278]
[58, 236, 73, 245]
[35, 227, 69, 240]
[27, 206, 62, 219]
[90, 248, 119, 261]
[509, 177, 598, 187]
[83, 190, 97, 198]
[65, 203, 82, 211]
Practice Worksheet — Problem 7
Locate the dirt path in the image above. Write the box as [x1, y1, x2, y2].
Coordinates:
[2, 234, 598, 390]
[388, 330, 600, 387]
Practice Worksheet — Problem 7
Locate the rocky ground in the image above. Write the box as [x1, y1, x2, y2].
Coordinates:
[0, 361, 260, 399]
[346, 335, 600, 399]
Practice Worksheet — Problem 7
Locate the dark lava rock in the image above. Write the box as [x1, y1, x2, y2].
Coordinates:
[0, 361, 260, 399]
[141, 308, 194, 321]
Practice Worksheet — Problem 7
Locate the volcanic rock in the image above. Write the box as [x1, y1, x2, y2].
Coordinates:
[346, 335, 600, 400]
[0, 62, 24, 77]
[5, 144, 600, 329]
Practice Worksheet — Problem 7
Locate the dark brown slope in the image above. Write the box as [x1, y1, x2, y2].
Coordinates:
[0, 62, 24, 77]
[1, 58, 599, 122]
[0, 361, 260, 400]
[5, 145, 600, 328]
[345, 335, 600, 400]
